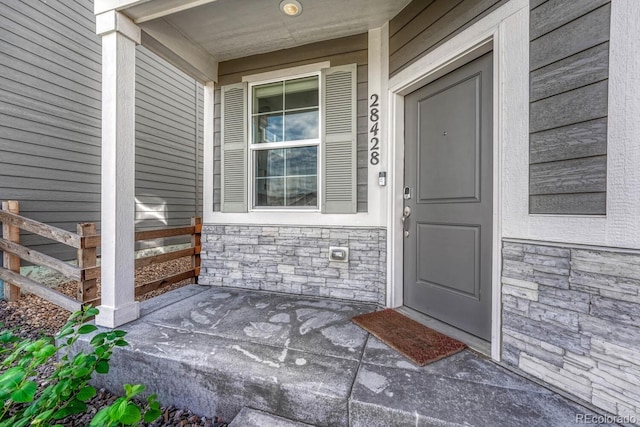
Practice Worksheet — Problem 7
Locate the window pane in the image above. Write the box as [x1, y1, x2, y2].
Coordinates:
[253, 146, 318, 208]
[284, 109, 318, 141]
[253, 113, 283, 143]
[255, 177, 284, 206]
[286, 176, 317, 207]
[255, 149, 284, 178]
[251, 75, 320, 209]
[285, 76, 318, 110]
[285, 146, 317, 176]
[253, 82, 283, 114]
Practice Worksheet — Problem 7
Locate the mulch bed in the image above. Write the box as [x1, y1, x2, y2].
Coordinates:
[0, 257, 229, 427]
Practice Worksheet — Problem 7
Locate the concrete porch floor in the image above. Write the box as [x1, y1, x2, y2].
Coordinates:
[81, 285, 603, 426]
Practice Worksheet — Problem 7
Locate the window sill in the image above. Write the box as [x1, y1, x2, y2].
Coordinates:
[250, 208, 321, 213]
[206, 210, 383, 227]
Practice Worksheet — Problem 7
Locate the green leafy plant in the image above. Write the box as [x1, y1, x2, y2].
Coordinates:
[0, 325, 21, 358]
[90, 384, 162, 426]
[0, 307, 161, 426]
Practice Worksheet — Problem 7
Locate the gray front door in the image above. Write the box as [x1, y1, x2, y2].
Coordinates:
[403, 52, 493, 340]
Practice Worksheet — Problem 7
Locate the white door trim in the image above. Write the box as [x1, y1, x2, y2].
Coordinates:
[385, 0, 529, 361]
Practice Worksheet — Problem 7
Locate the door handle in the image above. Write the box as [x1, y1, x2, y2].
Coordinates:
[402, 206, 411, 221]
[401, 206, 411, 237]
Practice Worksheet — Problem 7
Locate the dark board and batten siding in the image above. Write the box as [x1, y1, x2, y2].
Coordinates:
[214, 34, 369, 212]
[389, 0, 508, 76]
[0, 0, 203, 259]
[529, 0, 610, 215]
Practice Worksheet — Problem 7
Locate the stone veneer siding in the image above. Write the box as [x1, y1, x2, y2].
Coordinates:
[501, 240, 640, 420]
[200, 225, 386, 305]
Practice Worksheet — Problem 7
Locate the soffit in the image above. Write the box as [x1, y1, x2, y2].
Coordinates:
[129, 0, 410, 62]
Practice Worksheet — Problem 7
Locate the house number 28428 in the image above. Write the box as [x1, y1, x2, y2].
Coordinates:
[369, 94, 380, 165]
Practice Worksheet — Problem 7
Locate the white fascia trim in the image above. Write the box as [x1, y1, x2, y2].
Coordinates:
[386, 0, 529, 362]
[96, 10, 141, 43]
[132, 0, 221, 23]
[95, 0, 220, 22]
[95, 0, 152, 15]
[202, 82, 215, 217]
[501, 0, 640, 250]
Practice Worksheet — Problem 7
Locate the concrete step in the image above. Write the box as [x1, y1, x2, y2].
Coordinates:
[76, 286, 374, 427]
[349, 349, 596, 426]
[229, 408, 316, 427]
[73, 286, 605, 427]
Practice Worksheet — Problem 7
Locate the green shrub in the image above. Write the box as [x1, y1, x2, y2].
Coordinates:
[0, 307, 161, 426]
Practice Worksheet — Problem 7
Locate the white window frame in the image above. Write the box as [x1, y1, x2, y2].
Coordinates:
[247, 71, 323, 212]
[205, 57, 384, 227]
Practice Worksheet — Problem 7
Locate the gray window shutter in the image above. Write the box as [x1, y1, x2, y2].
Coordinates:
[221, 82, 248, 213]
[322, 64, 357, 214]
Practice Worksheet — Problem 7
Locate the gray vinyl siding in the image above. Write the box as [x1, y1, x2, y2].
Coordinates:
[214, 34, 368, 212]
[135, 47, 204, 233]
[389, 0, 508, 76]
[529, 0, 610, 215]
[0, 0, 202, 260]
[0, 0, 101, 260]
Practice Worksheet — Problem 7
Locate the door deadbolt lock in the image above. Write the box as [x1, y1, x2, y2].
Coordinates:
[403, 186, 412, 200]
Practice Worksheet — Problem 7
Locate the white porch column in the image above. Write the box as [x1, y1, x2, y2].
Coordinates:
[95, 11, 140, 327]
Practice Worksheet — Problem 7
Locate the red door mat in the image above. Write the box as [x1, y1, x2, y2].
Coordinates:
[352, 308, 467, 366]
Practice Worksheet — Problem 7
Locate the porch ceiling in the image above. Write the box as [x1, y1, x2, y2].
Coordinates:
[123, 0, 411, 62]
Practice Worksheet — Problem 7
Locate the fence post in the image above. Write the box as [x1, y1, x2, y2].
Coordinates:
[77, 223, 98, 304]
[2, 200, 21, 302]
[191, 217, 202, 284]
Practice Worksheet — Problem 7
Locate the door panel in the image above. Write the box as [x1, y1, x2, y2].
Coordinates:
[418, 75, 480, 203]
[404, 52, 493, 340]
[417, 223, 480, 298]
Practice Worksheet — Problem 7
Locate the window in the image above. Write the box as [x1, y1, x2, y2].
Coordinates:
[220, 64, 357, 214]
[250, 75, 320, 209]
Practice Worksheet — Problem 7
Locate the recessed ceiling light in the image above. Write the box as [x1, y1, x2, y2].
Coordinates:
[280, 0, 302, 17]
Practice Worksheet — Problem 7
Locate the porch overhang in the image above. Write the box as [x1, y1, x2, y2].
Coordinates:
[95, 1, 219, 83]
[96, 0, 410, 79]
[93, 0, 408, 327]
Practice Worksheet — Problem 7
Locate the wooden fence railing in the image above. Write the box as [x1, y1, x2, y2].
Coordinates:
[0, 200, 201, 311]
[133, 216, 202, 298]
